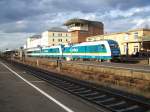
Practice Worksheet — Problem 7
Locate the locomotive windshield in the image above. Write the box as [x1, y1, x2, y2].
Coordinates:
[110, 44, 119, 49]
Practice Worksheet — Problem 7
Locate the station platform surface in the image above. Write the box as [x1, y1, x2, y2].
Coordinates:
[0, 60, 102, 112]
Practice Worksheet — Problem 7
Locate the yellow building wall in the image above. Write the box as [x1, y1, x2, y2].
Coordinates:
[103, 33, 127, 55]
[143, 30, 150, 36]
[86, 29, 150, 55]
[47, 31, 71, 46]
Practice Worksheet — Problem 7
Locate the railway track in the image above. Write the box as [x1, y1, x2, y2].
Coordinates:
[7, 60, 150, 112]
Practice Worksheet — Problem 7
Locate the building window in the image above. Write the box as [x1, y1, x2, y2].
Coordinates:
[134, 46, 139, 53]
[66, 39, 68, 41]
[53, 39, 54, 42]
[124, 34, 129, 40]
[58, 33, 62, 36]
[124, 45, 127, 53]
[66, 34, 68, 36]
[52, 44, 54, 46]
[58, 39, 62, 42]
[87, 38, 92, 41]
[134, 32, 138, 39]
[53, 33, 55, 36]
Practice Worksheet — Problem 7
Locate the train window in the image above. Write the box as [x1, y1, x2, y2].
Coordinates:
[99, 44, 106, 52]
[27, 51, 32, 53]
[55, 48, 59, 53]
[64, 47, 70, 53]
[116, 45, 119, 48]
[71, 46, 79, 52]
[49, 48, 59, 53]
[101, 44, 105, 49]
[110, 44, 118, 49]
[43, 49, 48, 53]
[86, 45, 99, 52]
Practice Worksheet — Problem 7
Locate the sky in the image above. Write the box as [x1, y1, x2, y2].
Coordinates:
[0, 0, 150, 50]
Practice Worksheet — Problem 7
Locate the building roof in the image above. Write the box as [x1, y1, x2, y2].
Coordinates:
[87, 28, 150, 39]
[29, 35, 41, 39]
[47, 27, 68, 32]
[129, 28, 150, 32]
[64, 18, 103, 26]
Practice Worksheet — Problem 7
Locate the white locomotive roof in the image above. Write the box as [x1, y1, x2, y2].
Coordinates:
[27, 41, 111, 51]
[26, 45, 61, 51]
[26, 47, 40, 51]
[64, 41, 109, 48]
[73, 41, 108, 47]
[43, 45, 61, 49]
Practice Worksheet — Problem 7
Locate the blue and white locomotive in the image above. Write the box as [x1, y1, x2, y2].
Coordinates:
[26, 40, 120, 61]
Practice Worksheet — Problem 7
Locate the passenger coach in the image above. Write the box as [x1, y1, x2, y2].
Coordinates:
[26, 46, 62, 57]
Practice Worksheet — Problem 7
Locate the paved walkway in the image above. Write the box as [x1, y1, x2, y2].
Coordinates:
[0, 60, 103, 112]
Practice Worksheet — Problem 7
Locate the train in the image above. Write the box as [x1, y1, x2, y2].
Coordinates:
[26, 40, 120, 61]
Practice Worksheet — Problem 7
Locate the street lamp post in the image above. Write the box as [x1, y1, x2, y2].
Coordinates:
[20, 46, 25, 61]
[61, 44, 65, 60]
[36, 45, 43, 66]
[37, 45, 42, 58]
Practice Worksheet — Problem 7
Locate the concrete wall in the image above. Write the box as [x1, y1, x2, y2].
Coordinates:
[17, 57, 150, 98]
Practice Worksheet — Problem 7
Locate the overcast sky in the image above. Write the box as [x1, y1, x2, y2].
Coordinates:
[0, 0, 150, 50]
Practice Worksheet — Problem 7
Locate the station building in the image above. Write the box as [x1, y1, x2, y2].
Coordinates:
[26, 35, 41, 48]
[26, 18, 150, 56]
[64, 18, 104, 43]
[26, 27, 71, 48]
[41, 27, 71, 47]
[86, 28, 150, 55]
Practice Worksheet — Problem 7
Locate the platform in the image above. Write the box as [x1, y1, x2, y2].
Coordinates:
[0, 60, 102, 112]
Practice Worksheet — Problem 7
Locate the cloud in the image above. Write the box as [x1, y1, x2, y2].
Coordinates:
[131, 18, 150, 29]
[107, 6, 150, 18]
[0, 32, 34, 50]
[0, 0, 150, 50]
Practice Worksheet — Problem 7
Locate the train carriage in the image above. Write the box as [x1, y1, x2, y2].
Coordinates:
[26, 45, 62, 58]
[63, 40, 120, 61]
